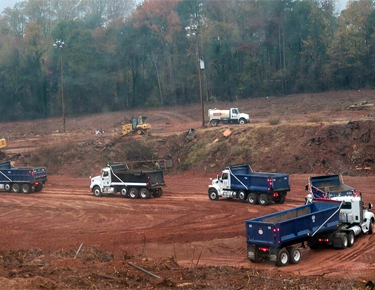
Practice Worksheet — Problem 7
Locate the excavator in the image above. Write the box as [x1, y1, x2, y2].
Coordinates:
[0, 137, 6, 159]
[122, 116, 151, 136]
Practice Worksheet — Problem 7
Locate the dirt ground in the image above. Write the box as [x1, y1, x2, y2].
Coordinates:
[1, 90, 375, 289]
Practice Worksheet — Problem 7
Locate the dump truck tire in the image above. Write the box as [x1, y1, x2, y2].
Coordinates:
[208, 189, 219, 200]
[11, 183, 21, 193]
[238, 190, 247, 202]
[276, 249, 289, 266]
[120, 187, 128, 197]
[4, 183, 11, 192]
[129, 187, 139, 199]
[288, 247, 301, 264]
[92, 186, 102, 197]
[35, 183, 43, 192]
[152, 188, 162, 198]
[247, 193, 258, 205]
[21, 184, 31, 194]
[258, 194, 270, 206]
[140, 188, 151, 199]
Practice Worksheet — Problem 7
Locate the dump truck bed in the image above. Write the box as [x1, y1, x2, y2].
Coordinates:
[309, 174, 355, 198]
[246, 201, 341, 248]
[0, 161, 47, 183]
[229, 165, 290, 193]
[110, 164, 165, 187]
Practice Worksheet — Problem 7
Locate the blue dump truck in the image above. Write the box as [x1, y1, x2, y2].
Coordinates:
[0, 161, 47, 193]
[246, 196, 374, 266]
[208, 164, 290, 205]
[306, 174, 356, 199]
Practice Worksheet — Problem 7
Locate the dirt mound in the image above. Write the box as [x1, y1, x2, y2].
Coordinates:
[3, 119, 373, 178]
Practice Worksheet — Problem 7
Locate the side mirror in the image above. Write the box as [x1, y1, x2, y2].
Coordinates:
[305, 194, 313, 205]
[305, 184, 308, 191]
[369, 203, 373, 210]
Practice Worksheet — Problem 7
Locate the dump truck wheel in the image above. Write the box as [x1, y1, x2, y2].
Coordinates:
[368, 219, 374, 235]
[348, 231, 355, 247]
[258, 194, 270, 206]
[275, 194, 285, 204]
[341, 233, 348, 249]
[21, 184, 31, 194]
[4, 183, 11, 192]
[11, 183, 21, 193]
[208, 189, 219, 200]
[288, 247, 301, 264]
[239, 118, 246, 124]
[153, 188, 162, 198]
[129, 188, 139, 199]
[35, 183, 43, 192]
[238, 190, 247, 202]
[140, 188, 151, 199]
[247, 193, 258, 205]
[92, 186, 102, 197]
[120, 187, 128, 197]
[276, 249, 289, 266]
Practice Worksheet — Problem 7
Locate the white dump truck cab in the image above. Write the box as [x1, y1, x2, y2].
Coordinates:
[208, 169, 237, 199]
[333, 196, 374, 234]
[90, 167, 116, 194]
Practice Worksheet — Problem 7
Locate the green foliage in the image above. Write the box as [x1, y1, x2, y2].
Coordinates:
[0, 0, 375, 122]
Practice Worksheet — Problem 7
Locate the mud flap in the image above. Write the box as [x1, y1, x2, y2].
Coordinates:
[247, 244, 256, 260]
[333, 233, 343, 248]
[269, 247, 278, 262]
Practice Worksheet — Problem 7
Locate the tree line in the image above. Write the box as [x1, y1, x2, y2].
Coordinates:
[0, 0, 374, 122]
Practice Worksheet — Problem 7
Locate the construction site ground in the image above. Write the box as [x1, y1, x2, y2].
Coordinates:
[1, 90, 375, 289]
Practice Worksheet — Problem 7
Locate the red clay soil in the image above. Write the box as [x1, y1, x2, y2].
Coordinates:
[0, 174, 375, 289]
[1, 90, 375, 289]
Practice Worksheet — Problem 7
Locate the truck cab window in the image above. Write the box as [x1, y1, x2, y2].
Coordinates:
[222, 173, 228, 180]
[102, 171, 108, 177]
[232, 109, 238, 114]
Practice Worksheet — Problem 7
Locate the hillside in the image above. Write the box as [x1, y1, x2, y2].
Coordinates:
[1, 90, 374, 177]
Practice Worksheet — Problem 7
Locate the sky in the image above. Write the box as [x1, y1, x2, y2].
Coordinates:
[0, 0, 350, 16]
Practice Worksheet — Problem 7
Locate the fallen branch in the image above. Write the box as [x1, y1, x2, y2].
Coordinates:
[127, 262, 162, 279]
[307, 158, 314, 171]
[195, 250, 202, 268]
[74, 243, 83, 259]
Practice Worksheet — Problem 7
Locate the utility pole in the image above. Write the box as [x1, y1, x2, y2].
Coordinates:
[186, 22, 205, 128]
[54, 39, 66, 133]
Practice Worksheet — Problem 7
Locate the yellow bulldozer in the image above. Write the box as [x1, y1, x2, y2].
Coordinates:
[122, 116, 151, 136]
[0, 137, 7, 159]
